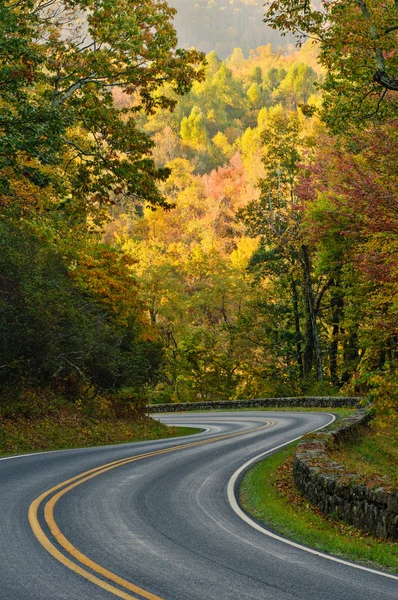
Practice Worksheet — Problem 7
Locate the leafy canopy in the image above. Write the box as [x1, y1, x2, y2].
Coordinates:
[0, 0, 205, 213]
[263, 0, 398, 128]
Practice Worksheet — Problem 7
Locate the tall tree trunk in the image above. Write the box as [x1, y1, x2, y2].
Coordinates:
[291, 275, 303, 378]
[303, 311, 314, 378]
[329, 293, 342, 387]
[341, 329, 359, 384]
[301, 244, 323, 382]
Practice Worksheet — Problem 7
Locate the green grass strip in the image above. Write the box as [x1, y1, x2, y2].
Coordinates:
[240, 441, 398, 574]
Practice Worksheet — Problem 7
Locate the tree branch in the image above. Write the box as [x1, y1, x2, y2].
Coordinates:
[356, 0, 398, 91]
[373, 71, 398, 91]
[54, 73, 99, 104]
[384, 24, 398, 35]
[62, 137, 107, 162]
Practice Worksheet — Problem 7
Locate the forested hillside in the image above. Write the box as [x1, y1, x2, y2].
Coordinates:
[170, 0, 293, 58]
[105, 15, 397, 415]
[107, 41, 325, 402]
[0, 0, 397, 434]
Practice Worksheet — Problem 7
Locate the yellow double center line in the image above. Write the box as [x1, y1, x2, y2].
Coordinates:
[29, 421, 273, 600]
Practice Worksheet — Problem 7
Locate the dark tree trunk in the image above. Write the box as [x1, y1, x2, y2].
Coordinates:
[341, 330, 359, 384]
[291, 275, 303, 379]
[303, 311, 314, 378]
[329, 292, 343, 386]
[301, 244, 323, 382]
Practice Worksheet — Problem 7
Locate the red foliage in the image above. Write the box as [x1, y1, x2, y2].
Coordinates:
[301, 122, 398, 283]
[203, 154, 246, 205]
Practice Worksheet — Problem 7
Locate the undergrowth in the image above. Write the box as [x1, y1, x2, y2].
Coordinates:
[0, 394, 200, 455]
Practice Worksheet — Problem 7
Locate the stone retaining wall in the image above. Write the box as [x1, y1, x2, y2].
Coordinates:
[147, 396, 359, 413]
[293, 407, 398, 540]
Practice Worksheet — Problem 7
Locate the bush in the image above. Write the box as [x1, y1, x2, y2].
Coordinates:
[0, 217, 162, 415]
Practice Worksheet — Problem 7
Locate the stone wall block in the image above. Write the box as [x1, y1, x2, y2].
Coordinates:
[292, 407, 398, 540]
[147, 396, 360, 413]
[387, 494, 398, 514]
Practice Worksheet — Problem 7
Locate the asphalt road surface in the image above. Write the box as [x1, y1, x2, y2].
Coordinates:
[0, 411, 396, 600]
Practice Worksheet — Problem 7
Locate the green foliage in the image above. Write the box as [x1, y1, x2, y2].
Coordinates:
[272, 63, 318, 109]
[247, 83, 262, 107]
[0, 0, 205, 213]
[141, 42, 322, 176]
[263, 66, 287, 92]
[259, 0, 398, 419]
[0, 0, 206, 418]
[263, 0, 398, 129]
[2, 1, 395, 428]
[212, 63, 246, 117]
[109, 41, 396, 407]
[0, 215, 163, 408]
[181, 106, 209, 149]
[0, 3, 62, 196]
[250, 66, 263, 85]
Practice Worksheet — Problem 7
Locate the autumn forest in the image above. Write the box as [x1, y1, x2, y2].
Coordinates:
[0, 0, 397, 436]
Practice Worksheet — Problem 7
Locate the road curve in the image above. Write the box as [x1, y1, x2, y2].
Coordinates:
[0, 411, 396, 600]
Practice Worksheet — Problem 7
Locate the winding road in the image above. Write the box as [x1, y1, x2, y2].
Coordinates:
[0, 411, 396, 600]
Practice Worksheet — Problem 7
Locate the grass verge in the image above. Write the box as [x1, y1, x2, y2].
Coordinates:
[0, 409, 201, 456]
[329, 421, 398, 489]
[240, 440, 398, 574]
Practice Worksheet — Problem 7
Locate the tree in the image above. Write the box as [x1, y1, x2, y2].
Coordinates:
[229, 47, 245, 72]
[241, 106, 326, 383]
[0, 0, 206, 412]
[0, 2, 62, 202]
[239, 126, 264, 183]
[273, 63, 317, 110]
[304, 124, 398, 386]
[250, 66, 263, 84]
[263, 66, 286, 92]
[181, 106, 209, 149]
[263, 0, 398, 126]
[0, 0, 205, 214]
[0, 217, 162, 406]
[247, 83, 263, 108]
[206, 51, 222, 78]
[212, 132, 234, 161]
[213, 63, 245, 117]
[261, 0, 397, 417]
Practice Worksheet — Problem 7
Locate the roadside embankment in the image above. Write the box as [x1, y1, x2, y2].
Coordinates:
[293, 407, 398, 540]
[0, 409, 199, 456]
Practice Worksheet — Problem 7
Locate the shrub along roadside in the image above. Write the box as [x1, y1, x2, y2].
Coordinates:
[240, 439, 398, 574]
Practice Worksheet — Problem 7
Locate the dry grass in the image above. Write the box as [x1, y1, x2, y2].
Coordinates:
[330, 421, 398, 489]
[0, 407, 199, 455]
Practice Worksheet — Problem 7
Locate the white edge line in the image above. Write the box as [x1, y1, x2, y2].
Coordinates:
[227, 413, 398, 582]
[0, 449, 70, 461]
